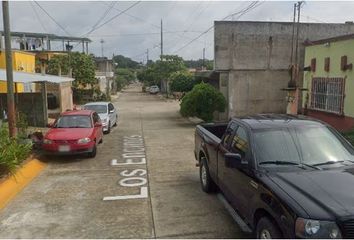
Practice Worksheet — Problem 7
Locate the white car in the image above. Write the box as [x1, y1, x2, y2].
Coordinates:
[149, 85, 160, 94]
[83, 102, 118, 133]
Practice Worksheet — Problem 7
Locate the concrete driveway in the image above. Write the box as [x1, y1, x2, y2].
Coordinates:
[0, 84, 248, 238]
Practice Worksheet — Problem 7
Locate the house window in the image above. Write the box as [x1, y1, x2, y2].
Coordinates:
[310, 77, 345, 114]
[324, 57, 330, 72]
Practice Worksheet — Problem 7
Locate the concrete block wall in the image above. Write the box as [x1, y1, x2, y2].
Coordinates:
[214, 21, 354, 118]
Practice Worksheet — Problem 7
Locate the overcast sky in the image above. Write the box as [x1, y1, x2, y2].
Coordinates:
[1, 1, 354, 62]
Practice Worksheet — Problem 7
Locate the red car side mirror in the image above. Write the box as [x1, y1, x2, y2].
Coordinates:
[95, 122, 102, 127]
[47, 122, 54, 128]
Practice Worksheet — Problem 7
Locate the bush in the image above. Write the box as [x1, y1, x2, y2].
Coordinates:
[180, 82, 226, 122]
[0, 123, 32, 176]
[169, 71, 196, 92]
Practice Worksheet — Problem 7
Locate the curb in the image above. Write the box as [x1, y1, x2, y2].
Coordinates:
[0, 158, 46, 211]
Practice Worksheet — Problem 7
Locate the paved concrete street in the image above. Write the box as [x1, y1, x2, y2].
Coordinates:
[0, 84, 247, 238]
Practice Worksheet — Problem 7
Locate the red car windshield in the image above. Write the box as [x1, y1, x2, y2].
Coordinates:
[55, 115, 92, 128]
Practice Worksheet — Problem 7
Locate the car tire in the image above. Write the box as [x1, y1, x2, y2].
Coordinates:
[256, 217, 282, 239]
[88, 145, 97, 158]
[107, 121, 111, 133]
[113, 116, 117, 127]
[200, 157, 217, 193]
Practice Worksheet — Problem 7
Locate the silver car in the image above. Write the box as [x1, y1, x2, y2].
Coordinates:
[149, 85, 160, 94]
[83, 102, 118, 133]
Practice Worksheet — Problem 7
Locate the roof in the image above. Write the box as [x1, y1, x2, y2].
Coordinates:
[234, 114, 324, 130]
[84, 102, 109, 106]
[303, 33, 354, 46]
[62, 110, 93, 116]
[0, 69, 74, 83]
[0, 31, 91, 42]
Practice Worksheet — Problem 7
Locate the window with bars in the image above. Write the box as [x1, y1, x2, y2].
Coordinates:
[310, 77, 345, 114]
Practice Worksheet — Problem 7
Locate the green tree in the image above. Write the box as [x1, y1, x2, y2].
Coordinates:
[184, 59, 213, 70]
[113, 55, 140, 69]
[115, 68, 136, 90]
[169, 71, 196, 92]
[180, 82, 226, 122]
[69, 52, 97, 88]
[137, 55, 187, 88]
[47, 52, 97, 88]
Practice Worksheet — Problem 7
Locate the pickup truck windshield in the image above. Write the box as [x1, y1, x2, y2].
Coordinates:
[254, 126, 354, 166]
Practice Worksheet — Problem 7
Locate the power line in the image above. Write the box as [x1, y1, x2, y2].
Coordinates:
[98, 1, 160, 29]
[29, 1, 48, 32]
[84, 1, 141, 37]
[172, 1, 264, 54]
[33, 1, 71, 35]
[89, 30, 203, 38]
[90, 1, 117, 32]
[72, 1, 141, 52]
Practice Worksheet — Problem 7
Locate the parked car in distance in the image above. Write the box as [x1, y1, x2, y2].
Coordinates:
[83, 102, 118, 133]
[42, 110, 103, 158]
[149, 85, 160, 94]
[195, 114, 354, 239]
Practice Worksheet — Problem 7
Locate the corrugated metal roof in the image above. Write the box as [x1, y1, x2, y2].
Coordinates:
[0, 69, 74, 83]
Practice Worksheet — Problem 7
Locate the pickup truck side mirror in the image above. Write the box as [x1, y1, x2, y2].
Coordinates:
[225, 153, 247, 169]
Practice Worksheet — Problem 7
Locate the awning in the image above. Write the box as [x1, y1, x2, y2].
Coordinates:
[0, 69, 74, 83]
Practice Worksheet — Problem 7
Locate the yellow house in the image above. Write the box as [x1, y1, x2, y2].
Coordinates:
[0, 50, 36, 93]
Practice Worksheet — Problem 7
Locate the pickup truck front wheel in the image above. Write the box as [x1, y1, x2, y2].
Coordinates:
[256, 217, 282, 239]
[200, 158, 216, 193]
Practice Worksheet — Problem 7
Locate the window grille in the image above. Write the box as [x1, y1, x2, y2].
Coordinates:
[310, 77, 345, 114]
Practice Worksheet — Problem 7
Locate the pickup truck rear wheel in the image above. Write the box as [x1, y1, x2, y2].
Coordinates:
[200, 158, 217, 193]
[256, 217, 282, 239]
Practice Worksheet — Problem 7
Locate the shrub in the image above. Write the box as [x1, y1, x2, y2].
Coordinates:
[180, 82, 226, 122]
[169, 71, 196, 92]
[0, 123, 32, 176]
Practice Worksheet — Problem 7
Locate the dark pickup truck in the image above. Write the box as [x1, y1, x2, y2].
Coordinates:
[194, 114, 354, 239]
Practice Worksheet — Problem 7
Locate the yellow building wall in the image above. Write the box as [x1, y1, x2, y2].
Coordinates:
[0, 51, 35, 93]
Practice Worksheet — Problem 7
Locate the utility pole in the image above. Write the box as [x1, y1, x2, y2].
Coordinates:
[146, 48, 149, 65]
[2, 1, 16, 137]
[286, 1, 303, 115]
[100, 39, 105, 57]
[202, 48, 206, 70]
[160, 19, 163, 59]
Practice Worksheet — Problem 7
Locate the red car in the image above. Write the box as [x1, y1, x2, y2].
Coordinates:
[42, 110, 103, 158]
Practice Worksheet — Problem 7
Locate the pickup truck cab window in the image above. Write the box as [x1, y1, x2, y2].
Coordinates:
[222, 122, 237, 148]
[230, 126, 249, 158]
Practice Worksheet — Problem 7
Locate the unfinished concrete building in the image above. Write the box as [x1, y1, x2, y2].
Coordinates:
[214, 21, 354, 120]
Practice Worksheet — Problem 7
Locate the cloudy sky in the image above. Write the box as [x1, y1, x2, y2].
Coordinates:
[1, 1, 354, 62]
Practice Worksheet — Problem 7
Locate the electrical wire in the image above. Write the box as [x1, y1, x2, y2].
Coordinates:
[33, 1, 71, 36]
[84, 1, 141, 37]
[90, 1, 117, 32]
[29, 1, 48, 32]
[89, 30, 203, 38]
[172, 1, 264, 54]
[98, 1, 160, 29]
